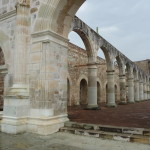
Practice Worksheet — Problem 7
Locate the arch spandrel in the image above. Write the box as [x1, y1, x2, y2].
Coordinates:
[33, 0, 85, 37]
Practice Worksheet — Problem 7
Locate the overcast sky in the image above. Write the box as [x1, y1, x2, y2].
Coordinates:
[69, 0, 150, 61]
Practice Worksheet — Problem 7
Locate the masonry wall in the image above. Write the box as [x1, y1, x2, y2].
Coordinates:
[0, 0, 16, 110]
[67, 43, 120, 106]
[135, 59, 150, 75]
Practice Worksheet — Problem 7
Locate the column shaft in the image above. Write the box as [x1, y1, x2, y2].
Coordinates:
[128, 78, 135, 103]
[134, 80, 140, 102]
[139, 82, 144, 101]
[145, 83, 148, 100]
[119, 75, 127, 104]
[87, 65, 98, 109]
[106, 71, 116, 107]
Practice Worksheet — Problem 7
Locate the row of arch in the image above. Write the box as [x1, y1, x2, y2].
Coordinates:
[67, 78, 119, 106]
[68, 16, 150, 108]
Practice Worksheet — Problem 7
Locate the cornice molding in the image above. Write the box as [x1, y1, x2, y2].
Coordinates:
[0, 10, 16, 22]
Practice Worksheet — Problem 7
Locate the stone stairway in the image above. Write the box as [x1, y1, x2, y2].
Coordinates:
[60, 121, 150, 145]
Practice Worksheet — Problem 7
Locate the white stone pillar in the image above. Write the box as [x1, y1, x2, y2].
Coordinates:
[139, 81, 144, 101]
[134, 80, 140, 102]
[2, 1, 30, 134]
[87, 65, 98, 109]
[119, 75, 127, 104]
[127, 77, 135, 103]
[106, 70, 116, 107]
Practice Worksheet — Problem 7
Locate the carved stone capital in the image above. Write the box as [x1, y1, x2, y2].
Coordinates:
[16, 0, 30, 7]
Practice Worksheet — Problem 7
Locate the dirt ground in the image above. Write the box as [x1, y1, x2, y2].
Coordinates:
[68, 101, 150, 129]
[1, 132, 150, 150]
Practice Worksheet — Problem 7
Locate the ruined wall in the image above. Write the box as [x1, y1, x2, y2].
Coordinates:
[68, 43, 120, 106]
[135, 59, 150, 75]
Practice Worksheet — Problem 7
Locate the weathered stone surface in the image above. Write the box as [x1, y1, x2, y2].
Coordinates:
[0, 0, 149, 136]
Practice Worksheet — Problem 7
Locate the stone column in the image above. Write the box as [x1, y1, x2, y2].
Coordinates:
[127, 77, 135, 103]
[2, 1, 30, 134]
[144, 82, 148, 100]
[134, 80, 140, 102]
[139, 81, 144, 101]
[106, 70, 116, 107]
[87, 65, 98, 109]
[119, 75, 127, 104]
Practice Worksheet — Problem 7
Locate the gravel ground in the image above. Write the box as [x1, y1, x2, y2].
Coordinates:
[68, 101, 150, 128]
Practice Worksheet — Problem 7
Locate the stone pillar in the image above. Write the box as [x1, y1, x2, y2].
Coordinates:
[119, 75, 127, 104]
[144, 82, 147, 100]
[1, 1, 30, 134]
[106, 70, 116, 107]
[134, 80, 140, 102]
[27, 31, 69, 135]
[127, 77, 135, 103]
[87, 65, 98, 109]
[139, 81, 144, 101]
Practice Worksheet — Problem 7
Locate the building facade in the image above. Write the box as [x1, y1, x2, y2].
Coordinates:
[0, 0, 149, 135]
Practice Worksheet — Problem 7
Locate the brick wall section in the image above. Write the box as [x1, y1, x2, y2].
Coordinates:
[68, 42, 120, 106]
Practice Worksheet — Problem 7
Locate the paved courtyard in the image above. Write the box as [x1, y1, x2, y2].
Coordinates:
[0, 132, 150, 150]
[68, 101, 150, 129]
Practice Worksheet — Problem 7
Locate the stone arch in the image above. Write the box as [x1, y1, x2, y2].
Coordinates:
[97, 78, 102, 104]
[80, 79, 88, 105]
[99, 46, 114, 71]
[126, 62, 133, 78]
[0, 47, 6, 111]
[77, 75, 88, 87]
[116, 55, 126, 75]
[97, 81, 100, 104]
[67, 78, 70, 106]
[0, 47, 5, 65]
[72, 28, 95, 61]
[115, 84, 118, 102]
[0, 30, 10, 65]
[33, 0, 85, 37]
[105, 83, 108, 103]
[67, 74, 73, 106]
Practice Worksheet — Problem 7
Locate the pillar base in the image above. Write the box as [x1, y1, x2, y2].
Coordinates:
[27, 114, 69, 135]
[106, 103, 117, 108]
[1, 117, 28, 134]
[86, 104, 99, 110]
[1, 98, 29, 134]
[135, 100, 140, 103]
[85, 106, 100, 110]
[128, 101, 135, 104]
[119, 101, 127, 105]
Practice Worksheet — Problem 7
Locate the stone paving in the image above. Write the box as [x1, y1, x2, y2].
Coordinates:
[68, 101, 150, 129]
[0, 132, 150, 150]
